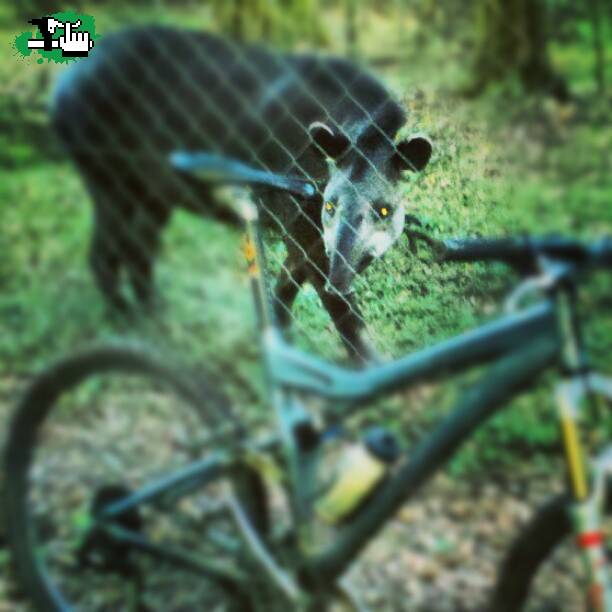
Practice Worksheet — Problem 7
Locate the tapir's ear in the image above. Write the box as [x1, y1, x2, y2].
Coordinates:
[393, 135, 432, 172]
[308, 122, 351, 159]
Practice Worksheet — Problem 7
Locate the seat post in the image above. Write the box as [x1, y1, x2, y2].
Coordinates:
[237, 194, 276, 332]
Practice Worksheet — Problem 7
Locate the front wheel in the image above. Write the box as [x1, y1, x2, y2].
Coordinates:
[4, 345, 269, 611]
[491, 489, 612, 612]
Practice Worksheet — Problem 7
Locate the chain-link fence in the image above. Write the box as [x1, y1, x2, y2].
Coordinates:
[9, 0, 604, 411]
[3, 2, 611, 611]
[3, 1, 608, 421]
[47, 9, 435, 373]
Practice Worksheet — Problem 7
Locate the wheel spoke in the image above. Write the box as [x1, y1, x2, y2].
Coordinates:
[4, 350, 265, 611]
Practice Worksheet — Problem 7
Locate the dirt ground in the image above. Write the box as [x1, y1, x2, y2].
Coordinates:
[1, 371, 588, 612]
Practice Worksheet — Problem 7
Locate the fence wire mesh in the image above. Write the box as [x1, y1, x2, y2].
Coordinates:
[49, 8, 435, 375]
[3, 2, 611, 611]
[7, 1, 592, 415]
[9, 2, 584, 414]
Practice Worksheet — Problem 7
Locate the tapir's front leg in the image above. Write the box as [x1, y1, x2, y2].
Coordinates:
[273, 255, 307, 330]
[312, 277, 380, 365]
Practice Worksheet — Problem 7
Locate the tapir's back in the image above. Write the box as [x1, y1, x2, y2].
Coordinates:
[53, 28, 280, 162]
[52, 26, 397, 180]
[49, 25, 420, 356]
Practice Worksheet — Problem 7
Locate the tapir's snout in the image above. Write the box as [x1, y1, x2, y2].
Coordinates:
[325, 251, 374, 294]
[325, 265, 354, 295]
[325, 218, 359, 294]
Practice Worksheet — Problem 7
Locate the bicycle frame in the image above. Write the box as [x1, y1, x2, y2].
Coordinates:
[99, 260, 561, 584]
[238, 197, 562, 582]
[97, 193, 608, 606]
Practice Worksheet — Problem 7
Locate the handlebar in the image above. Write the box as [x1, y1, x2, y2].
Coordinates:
[170, 151, 611, 274]
[439, 236, 612, 271]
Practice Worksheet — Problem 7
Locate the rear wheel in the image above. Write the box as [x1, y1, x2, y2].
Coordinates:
[4, 346, 269, 611]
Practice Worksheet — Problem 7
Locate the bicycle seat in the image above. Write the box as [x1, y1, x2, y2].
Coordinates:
[169, 151, 317, 199]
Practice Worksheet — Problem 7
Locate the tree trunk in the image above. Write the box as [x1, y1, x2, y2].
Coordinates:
[213, 0, 326, 48]
[345, 0, 359, 59]
[470, 0, 569, 100]
[588, 0, 606, 94]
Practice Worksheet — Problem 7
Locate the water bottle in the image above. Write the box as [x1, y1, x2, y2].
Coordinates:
[315, 426, 400, 524]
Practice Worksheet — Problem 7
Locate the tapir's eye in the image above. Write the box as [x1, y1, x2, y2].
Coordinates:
[375, 204, 392, 219]
[324, 201, 336, 215]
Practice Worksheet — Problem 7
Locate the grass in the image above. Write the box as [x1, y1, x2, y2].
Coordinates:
[0, 5, 611, 475]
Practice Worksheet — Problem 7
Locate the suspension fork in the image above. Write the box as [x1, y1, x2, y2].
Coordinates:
[552, 283, 612, 610]
[556, 374, 612, 611]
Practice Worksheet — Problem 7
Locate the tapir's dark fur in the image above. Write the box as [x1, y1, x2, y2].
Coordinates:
[52, 27, 431, 361]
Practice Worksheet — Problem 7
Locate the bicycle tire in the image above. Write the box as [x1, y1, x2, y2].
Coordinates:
[490, 488, 612, 611]
[4, 344, 269, 611]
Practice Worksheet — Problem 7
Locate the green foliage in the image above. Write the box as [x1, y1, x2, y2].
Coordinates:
[0, 4, 611, 478]
[210, 0, 328, 48]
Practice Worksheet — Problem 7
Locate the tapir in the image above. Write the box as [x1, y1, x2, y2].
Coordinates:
[52, 26, 432, 361]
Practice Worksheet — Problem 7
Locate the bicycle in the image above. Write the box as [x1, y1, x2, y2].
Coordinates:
[4, 151, 612, 611]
